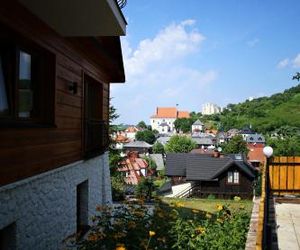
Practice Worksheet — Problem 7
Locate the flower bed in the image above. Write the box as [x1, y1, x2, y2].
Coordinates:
[79, 199, 251, 250]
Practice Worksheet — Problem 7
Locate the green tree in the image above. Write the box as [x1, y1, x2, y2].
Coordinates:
[137, 120, 148, 129]
[165, 135, 196, 153]
[174, 118, 193, 133]
[152, 141, 165, 154]
[135, 130, 156, 144]
[292, 72, 300, 81]
[222, 135, 249, 154]
[267, 135, 300, 156]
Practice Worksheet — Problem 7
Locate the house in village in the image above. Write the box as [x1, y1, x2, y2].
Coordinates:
[0, 1, 126, 249]
[191, 119, 204, 133]
[239, 126, 256, 140]
[123, 141, 152, 154]
[166, 153, 256, 198]
[150, 107, 190, 134]
[117, 152, 155, 185]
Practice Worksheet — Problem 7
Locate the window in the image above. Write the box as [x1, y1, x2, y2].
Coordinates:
[0, 24, 55, 126]
[227, 171, 239, 184]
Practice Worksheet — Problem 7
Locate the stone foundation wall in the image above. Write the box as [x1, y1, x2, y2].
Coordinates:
[0, 152, 112, 250]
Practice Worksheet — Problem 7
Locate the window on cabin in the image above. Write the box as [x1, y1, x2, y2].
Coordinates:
[0, 25, 55, 126]
[227, 171, 239, 184]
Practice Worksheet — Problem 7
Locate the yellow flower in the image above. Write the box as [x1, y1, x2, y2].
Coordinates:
[206, 213, 212, 219]
[216, 204, 223, 211]
[88, 234, 98, 241]
[115, 243, 126, 250]
[217, 218, 224, 223]
[234, 196, 241, 201]
[192, 209, 199, 214]
[149, 231, 156, 237]
[195, 226, 206, 234]
[175, 202, 185, 207]
[240, 205, 245, 209]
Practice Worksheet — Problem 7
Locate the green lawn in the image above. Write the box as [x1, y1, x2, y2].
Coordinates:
[161, 197, 253, 214]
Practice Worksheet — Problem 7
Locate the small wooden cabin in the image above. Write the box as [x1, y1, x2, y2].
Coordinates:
[166, 153, 256, 199]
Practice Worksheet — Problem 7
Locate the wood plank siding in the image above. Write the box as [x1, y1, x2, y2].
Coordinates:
[0, 2, 124, 186]
[269, 156, 300, 195]
[192, 166, 254, 199]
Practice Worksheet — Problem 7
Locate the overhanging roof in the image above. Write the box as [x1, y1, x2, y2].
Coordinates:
[19, 0, 127, 36]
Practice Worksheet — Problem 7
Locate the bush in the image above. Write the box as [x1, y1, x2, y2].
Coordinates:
[207, 194, 216, 200]
[79, 200, 250, 250]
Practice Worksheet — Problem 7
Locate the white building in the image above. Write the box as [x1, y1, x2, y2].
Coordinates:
[202, 103, 222, 115]
[150, 107, 190, 134]
[192, 119, 204, 133]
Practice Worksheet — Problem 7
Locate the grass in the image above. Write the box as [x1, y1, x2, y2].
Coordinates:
[161, 197, 253, 214]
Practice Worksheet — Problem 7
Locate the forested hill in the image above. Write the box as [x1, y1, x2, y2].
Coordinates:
[219, 84, 300, 134]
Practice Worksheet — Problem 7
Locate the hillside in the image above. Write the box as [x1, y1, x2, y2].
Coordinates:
[219, 84, 300, 134]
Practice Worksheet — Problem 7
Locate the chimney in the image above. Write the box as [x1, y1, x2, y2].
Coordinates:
[213, 150, 220, 158]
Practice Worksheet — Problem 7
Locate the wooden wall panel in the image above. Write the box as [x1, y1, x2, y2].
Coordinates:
[0, 2, 114, 186]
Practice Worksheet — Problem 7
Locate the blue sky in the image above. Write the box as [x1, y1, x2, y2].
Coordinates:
[111, 0, 300, 124]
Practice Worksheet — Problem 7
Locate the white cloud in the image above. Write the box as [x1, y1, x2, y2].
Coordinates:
[292, 53, 300, 68]
[276, 53, 300, 69]
[277, 58, 290, 69]
[111, 20, 218, 124]
[247, 38, 259, 47]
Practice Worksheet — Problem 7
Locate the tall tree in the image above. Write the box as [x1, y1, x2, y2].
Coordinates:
[165, 135, 196, 153]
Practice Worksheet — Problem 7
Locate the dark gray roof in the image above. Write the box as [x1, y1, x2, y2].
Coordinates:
[150, 154, 165, 171]
[165, 153, 187, 176]
[186, 155, 232, 180]
[123, 141, 152, 148]
[193, 119, 204, 126]
[192, 137, 215, 145]
[245, 134, 265, 143]
[166, 153, 255, 180]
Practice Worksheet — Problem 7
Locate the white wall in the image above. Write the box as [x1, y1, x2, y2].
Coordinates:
[0, 152, 112, 250]
[150, 118, 176, 132]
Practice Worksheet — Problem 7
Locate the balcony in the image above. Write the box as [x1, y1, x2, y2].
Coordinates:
[19, 0, 127, 36]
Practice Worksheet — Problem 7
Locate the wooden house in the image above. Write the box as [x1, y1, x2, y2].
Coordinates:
[166, 153, 256, 198]
[0, 1, 126, 249]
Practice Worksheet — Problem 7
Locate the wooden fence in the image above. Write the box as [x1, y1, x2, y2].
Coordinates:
[256, 156, 300, 249]
[269, 156, 300, 195]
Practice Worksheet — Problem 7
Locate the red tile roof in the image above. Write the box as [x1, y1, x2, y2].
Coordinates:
[247, 144, 265, 164]
[177, 111, 190, 118]
[151, 107, 190, 118]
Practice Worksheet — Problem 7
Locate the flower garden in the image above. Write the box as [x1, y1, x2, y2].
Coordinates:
[79, 197, 252, 250]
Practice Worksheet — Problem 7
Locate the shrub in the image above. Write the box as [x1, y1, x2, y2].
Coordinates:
[79, 200, 250, 250]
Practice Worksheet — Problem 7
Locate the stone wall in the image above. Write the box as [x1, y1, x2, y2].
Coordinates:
[0, 152, 112, 250]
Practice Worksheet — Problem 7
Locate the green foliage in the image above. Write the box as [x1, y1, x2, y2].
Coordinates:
[137, 121, 148, 129]
[207, 194, 216, 200]
[152, 141, 165, 154]
[142, 156, 157, 170]
[79, 200, 250, 250]
[293, 72, 300, 81]
[267, 135, 300, 156]
[135, 130, 156, 144]
[135, 177, 155, 200]
[174, 118, 194, 133]
[165, 135, 197, 153]
[219, 84, 300, 134]
[222, 135, 249, 154]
